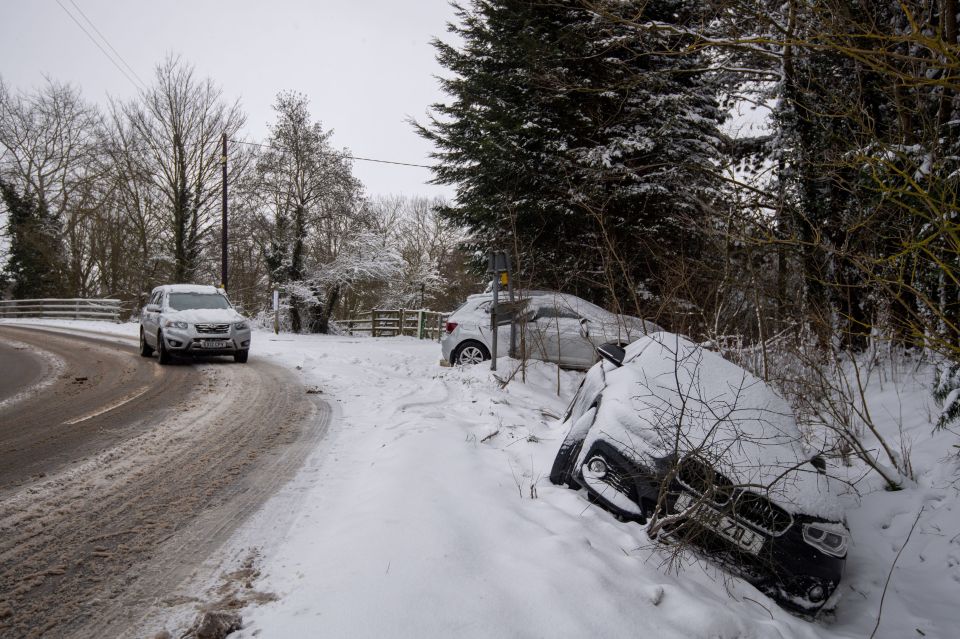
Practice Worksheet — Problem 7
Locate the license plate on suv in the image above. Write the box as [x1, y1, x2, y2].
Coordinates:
[673, 493, 764, 554]
[201, 339, 228, 349]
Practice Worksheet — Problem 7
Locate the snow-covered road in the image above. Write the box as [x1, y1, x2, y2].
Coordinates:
[0, 323, 327, 638]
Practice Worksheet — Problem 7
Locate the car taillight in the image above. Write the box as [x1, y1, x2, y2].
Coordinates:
[445, 321, 458, 333]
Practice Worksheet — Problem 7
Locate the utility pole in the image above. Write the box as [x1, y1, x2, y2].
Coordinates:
[221, 132, 228, 291]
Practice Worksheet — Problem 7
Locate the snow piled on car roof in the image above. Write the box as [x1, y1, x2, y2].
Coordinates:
[587, 331, 844, 520]
[155, 284, 223, 294]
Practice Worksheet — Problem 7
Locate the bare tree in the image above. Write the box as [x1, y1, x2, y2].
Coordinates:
[255, 91, 364, 332]
[113, 55, 247, 284]
[357, 194, 467, 311]
[0, 77, 103, 295]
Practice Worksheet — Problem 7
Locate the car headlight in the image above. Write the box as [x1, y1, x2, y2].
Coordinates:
[234, 321, 249, 330]
[163, 320, 188, 329]
[802, 523, 849, 557]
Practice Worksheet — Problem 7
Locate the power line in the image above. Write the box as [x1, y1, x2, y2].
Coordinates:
[66, 0, 148, 90]
[42, 5, 435, 174]
[229, 139, 435, 169]
[98, 139, 436, 175]
[54, 0, 144, 93]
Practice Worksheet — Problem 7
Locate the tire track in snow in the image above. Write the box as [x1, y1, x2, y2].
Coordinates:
[0, 326, 330, 639]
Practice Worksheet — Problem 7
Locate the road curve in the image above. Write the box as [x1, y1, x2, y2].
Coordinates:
[0, 339, 48, 408]
[0, 324, 329, 638]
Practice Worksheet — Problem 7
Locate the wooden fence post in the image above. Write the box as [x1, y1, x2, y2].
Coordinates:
[399, 308, 405, 337]
[371, 310, 379, 337]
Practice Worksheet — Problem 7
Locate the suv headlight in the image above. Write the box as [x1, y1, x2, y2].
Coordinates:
[163, 320, 188, 330]
[234, 321, 249, 330]
[802, 523, 849, 557]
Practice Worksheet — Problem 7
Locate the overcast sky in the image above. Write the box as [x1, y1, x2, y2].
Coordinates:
[0, 0, 457, 199]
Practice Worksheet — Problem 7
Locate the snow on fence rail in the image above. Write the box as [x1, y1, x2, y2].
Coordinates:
[0, 298, 122, 322]
[338, 309, 449, 341]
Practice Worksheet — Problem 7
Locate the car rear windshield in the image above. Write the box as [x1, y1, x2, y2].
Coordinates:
[168, 293, 231, 311]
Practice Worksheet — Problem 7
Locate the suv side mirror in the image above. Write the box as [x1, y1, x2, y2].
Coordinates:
[145, 304, 161, 313]
[597, 342, 625, 367]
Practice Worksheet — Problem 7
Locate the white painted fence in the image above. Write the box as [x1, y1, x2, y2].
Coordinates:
[0, 298, 122, 321]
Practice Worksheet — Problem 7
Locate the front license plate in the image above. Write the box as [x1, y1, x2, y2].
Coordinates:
[201, 340, 228, 349]
[674, 493, 763, 554]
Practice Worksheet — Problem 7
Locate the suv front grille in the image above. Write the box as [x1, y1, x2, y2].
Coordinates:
[675, 455, 794, 536]
[196, 323, 230, 334]
[676, 456, 734, 506]
[733, 491, 793, 536]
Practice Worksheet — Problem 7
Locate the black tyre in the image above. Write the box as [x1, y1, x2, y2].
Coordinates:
[139, 328, 154, 357]
[157, 330, 172, 365]
[234, 349, 249, 363]
[451, 340, 490, 366]
[549, 432, 586, 488]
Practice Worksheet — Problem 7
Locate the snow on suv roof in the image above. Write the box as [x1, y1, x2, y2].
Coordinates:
[153, 284, 224, 295]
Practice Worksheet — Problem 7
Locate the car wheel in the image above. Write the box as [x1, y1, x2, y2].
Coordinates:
[549, 432, 586, 488]
[157, 330, 172, 365]
[234, 349, 249, 363]
[451, 341, 490, 366]
[139, 328, 154, 357]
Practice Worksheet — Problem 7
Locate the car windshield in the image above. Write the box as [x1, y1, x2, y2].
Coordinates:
[168, 293, 231, 311]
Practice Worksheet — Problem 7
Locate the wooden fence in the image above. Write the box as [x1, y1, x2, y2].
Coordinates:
[0, 298, 122, 322]
[338, 309, 449, 341]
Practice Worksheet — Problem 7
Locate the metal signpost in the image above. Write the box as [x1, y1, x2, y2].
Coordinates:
[486, 251, 514, 371]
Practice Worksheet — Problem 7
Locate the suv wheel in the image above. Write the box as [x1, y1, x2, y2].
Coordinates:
[452, 341, 490, 366]
[234, 349, 249, 363]
[139, 328, 154, 357]
[549, 435, 585, 489]
[157, 330, 172, 365]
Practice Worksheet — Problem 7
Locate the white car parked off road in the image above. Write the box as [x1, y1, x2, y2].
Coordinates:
[139, 284, 252, 364]
[441, 290, 660, 369]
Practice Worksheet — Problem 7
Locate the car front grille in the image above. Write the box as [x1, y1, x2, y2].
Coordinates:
[676, 456, 734, 506]
[733, 491, 793, 536]
[196, 323, 230, 334]
[675, 455, 793, 536]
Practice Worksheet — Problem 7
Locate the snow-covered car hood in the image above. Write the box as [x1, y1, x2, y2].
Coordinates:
[577, 332, 844, 521]
[163, 308, 246, 324]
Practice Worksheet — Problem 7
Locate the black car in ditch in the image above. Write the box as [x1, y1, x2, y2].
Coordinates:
[549, 332, 849, 615]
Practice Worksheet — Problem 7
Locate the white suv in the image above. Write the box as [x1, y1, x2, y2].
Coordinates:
[441, 290, 659, 369]
[139, 284, 252, 364]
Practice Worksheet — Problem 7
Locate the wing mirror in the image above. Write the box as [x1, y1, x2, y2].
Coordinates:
[809, 455, 827, 474]
[596, 342, 625, 367]
[145, 304, 161, 313]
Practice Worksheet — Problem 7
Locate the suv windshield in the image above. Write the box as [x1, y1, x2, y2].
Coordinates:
[168, 293, 231, 311]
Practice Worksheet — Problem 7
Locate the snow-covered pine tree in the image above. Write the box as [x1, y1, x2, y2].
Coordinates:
[416, 0, 724, 313]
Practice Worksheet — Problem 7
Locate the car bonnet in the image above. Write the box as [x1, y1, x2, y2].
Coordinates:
[164, 307, 245, 324]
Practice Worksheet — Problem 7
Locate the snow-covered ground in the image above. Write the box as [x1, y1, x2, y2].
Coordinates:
[5, 320, 959, 638]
